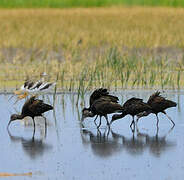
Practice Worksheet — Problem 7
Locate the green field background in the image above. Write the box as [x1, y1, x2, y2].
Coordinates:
[1, 0, 184, 8]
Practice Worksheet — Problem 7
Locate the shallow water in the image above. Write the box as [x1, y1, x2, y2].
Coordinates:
[0, 90, 183, 180]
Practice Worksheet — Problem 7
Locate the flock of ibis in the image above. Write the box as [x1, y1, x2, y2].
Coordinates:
[8, 75, 177, 135]
[82, 88, 176, 130]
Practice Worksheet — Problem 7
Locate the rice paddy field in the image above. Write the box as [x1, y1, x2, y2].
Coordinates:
[1, 4, 184, 180]
[0, 7, 184, 92]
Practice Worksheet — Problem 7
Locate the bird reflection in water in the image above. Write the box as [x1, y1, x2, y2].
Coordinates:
[111, 126, 175, 157]
[136, 126, 175, 157]
[7, 126, 52, 159]
[81, 126, 123, 157]
[80, 125, 175, 157]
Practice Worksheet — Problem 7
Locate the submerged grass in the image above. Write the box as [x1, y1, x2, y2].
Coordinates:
[0, 8, 184, 91]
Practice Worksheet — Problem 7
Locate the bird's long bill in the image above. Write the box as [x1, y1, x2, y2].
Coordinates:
[110, 119, 115, 125]
[81, 114, 85, 121]
[7, 120, 12, 128]
[110, 113, 125, 124]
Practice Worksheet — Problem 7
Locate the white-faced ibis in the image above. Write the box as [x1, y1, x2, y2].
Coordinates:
[136, 91, 177, 127]
[110, 97, 152, 129]
[8, 96, 53, 135]
[82, 97, 123, 128]
[82, 88, 119, 125]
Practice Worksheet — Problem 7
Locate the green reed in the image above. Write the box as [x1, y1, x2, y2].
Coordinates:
[1, 47, 184, 92]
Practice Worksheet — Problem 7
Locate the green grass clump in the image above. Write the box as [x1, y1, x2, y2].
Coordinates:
[1, 0, 184, 8]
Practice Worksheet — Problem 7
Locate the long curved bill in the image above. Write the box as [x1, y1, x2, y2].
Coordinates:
[7, 120, 11, 128]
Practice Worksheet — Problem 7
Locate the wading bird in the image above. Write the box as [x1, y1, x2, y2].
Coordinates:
[136, 91, 176, 127]
[85, 88, 119, 110]
[82, 98, 123, 128]
[82, 88, 119, 124]
[8, 96, 53, 135]
[110, 97, 152, 130]
[14, 72, 56, 100]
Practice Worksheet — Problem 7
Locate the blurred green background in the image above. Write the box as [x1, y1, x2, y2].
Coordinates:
[0, 0, 184, 8]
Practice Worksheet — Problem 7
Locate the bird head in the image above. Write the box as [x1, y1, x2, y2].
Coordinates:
[8, 114, 22, 128]
[110, 113, 126, 124]
[81, 108, 94, 121]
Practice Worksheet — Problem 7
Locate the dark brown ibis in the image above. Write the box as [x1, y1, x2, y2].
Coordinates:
[84, 88, 119, 110]
[110, 97, 152, 129]
[82, 98, 123, 128]
[136, 91, 177, 126]
[82, 88, 119, 124]
[8, 96, 53, 135]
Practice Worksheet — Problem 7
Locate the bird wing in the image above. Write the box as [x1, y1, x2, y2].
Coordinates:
[20, 80, 33, 90]
[90, 88, 118, 106]
[147, 91, 164, 104]
[21, 96, 37, 115]
[28, 99, 53, 115]
[27, 81, 35, 89]
[102, 94, 119, 103]
[124, 101, 151, 115]
[123, 97, 143, 108]
[93, 100, 123, 115]
[39, 82, 56, 91]
[29, 81, 42, 90]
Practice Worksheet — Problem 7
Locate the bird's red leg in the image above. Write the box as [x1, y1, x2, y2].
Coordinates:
[163, 112, 175, 126]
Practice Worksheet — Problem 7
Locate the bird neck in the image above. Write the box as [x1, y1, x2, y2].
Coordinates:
[111, 112, 126, 124]
[113, 113, 125, 120]
[16, 114, 26, 120]
[88, 111, 95, 117]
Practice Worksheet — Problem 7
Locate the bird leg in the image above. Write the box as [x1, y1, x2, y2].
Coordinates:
[105, 125, 110, 139]
[97, 116, 102, 129]
[130, 116, 135, 130]
[94, 115, 98, 125]
[32, 117, 36, 137]
[156, 125, 159, 137]
[43, 116, 47, 138]
[163, 112, 175, 126]
[156, 114, 159, 127]
[136, 117, 139, 124]
[104, 115, 110, 126]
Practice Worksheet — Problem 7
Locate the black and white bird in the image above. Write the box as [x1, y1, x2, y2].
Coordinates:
[14, 72, 56, 99]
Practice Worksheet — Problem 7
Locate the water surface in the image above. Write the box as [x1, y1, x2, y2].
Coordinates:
[0, 90, 183, 180]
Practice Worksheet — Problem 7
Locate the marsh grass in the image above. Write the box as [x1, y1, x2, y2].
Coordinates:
[1, 8, 184, 92]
